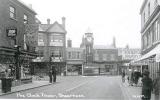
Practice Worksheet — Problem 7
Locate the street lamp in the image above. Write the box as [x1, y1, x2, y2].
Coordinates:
[14, 45, 21, 80]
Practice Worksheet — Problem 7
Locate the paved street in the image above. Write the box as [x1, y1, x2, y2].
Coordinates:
[0, 76, 139, 100]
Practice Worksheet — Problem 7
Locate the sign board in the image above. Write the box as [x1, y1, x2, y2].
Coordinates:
[6, 28, 17, 37]
[156, 53, 160, 62]
[51, 57, 62, 62]
[50, 42, 63, 46]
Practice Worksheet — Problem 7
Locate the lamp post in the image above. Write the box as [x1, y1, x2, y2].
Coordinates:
[14, 44, 21, 80]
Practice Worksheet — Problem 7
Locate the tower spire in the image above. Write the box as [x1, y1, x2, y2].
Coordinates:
[112, 36, 116, 48]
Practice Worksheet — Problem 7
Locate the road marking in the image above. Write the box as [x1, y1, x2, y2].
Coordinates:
[65, 79, 98, 92]
[65, 81, 90, 92]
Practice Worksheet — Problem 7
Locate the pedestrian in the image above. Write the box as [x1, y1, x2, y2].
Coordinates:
[153, 71, 160, 100]
[121, 70, 125, 83]
[141, 71, 153, 100]
[52, 66, 57, 82]
[130, 69, 134, 86]
[134, 70, 141, 86]
[49, 70, 53, 83]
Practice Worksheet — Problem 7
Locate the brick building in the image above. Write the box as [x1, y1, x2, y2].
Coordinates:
[33, 18, 67, 75]
[0, 0, 38, 80]
[66, 47, 84, 75]
[93, 45, 119, 75]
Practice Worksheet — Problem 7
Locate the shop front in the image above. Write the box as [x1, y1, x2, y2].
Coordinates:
[66, 60, 83, 76]
[0, 46, 37, 86]
[132, 44, 160, 79]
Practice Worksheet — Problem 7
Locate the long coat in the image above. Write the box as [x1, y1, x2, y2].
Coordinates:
[153, 77, 160, 95]
[141, 77, 153, 100]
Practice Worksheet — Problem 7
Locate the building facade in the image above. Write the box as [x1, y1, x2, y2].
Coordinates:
[138, 0, 160, 79]
[93, 45, 119, 75]
[80, 32, 120, 75]
[33, 18, 67, 75]
[66, 47, 84, 75]
[0, 0, 38, 80]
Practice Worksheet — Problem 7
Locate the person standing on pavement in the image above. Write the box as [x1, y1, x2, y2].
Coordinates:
[121, 70, 125, 83]
[52, 66, 57, 82]
[49, 70, 53, 83]
[134, 70, 142, 86]
[130, 69, 134, 86]
[153, 71, 160, 100]
[141, 71, 153, 100]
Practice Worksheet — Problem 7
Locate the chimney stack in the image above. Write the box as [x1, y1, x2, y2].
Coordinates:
[47, 18, 50, 24]
[29, 4, 32, 9]
[62, 17, 66, 29]
[67, 39, 72, 48]
[112, 36, 116, 48]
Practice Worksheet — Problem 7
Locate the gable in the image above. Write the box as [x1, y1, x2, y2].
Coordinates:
[47, 22, 66, 33]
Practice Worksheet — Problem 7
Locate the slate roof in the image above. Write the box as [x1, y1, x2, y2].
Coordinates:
[39, 21, 66, 33]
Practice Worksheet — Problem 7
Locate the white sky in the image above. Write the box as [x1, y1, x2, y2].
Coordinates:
[22, 0, 144, 48]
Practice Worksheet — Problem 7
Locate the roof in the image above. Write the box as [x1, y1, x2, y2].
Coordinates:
[140, 0, 148, 14]
[93, 45, 116, 49]
[17, 0, 37, 14]
[39, 24, 52, 31]
[39, 21, 66, 33]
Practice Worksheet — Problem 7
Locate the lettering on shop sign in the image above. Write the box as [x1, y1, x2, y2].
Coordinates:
[6, 28, 17, 37]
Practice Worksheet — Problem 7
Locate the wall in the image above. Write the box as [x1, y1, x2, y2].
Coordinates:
[0, 0, 36, 50]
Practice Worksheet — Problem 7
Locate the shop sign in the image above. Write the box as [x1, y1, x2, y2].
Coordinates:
[6, 28, 17, 37]
[156, 53, 160, 62]
[51, 57, 62, 62]
[50, 41, 63, 46]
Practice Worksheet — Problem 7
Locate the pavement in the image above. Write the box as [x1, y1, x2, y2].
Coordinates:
[119, 76, 154, 100]
[0, 76, 52, 96]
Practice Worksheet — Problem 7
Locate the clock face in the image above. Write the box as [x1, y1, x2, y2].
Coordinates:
[87, 37, 92, 42]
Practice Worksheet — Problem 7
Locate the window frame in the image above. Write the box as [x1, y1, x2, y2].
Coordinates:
[9, 6, 16, 19]
[24, 14, 28, 24]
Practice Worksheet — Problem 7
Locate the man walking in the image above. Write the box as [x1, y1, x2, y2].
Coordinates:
[141, 71, 153, 100]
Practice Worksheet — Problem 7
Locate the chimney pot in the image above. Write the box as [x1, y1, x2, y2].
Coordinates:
[62, 17, 66, 29]
[47, 18, 50, 24]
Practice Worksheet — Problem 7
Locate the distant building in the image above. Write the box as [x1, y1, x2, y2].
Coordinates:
[0, 0, 38, 79]
[33, 17, 67, 75]
[93, 45, 119, 75]
[66, 47, 84, 75]
[118, 47, 141, 61]
[80, 31, 120, 75]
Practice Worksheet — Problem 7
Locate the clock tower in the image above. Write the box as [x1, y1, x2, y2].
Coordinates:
[84, 32, 94, 64]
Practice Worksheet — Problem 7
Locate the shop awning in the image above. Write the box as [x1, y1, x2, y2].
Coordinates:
[134, 44, 160, 62]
